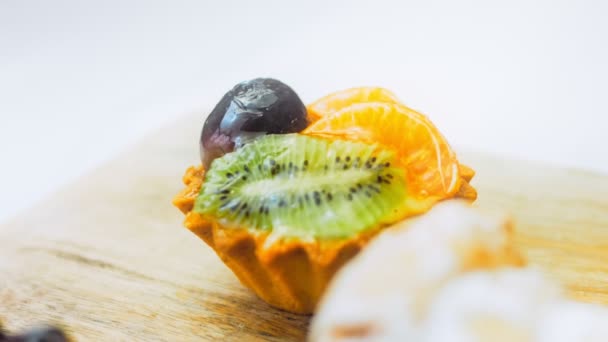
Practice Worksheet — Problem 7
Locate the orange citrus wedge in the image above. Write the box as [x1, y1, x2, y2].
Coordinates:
[307, 87, 401, 122]
[303, 101, 476, 202]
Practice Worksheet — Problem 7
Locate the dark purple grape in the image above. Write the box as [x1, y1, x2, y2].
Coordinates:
[200, 78, 309, 169]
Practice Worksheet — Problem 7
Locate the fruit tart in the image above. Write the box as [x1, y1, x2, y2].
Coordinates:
[173, 78, 477, 314]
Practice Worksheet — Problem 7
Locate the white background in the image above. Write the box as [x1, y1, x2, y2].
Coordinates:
[1, 0, 607, 223]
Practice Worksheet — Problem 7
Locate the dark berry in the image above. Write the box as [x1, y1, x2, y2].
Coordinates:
[4, 325, 69, 342]
[200, 78, 308, 168]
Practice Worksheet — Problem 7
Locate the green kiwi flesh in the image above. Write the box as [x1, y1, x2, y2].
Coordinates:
[194, 134, 409, 239]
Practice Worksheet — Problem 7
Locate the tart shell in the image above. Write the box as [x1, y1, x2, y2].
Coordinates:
[173, 160, 477, 313]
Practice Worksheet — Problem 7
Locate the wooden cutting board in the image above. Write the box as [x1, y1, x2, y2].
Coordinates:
[1, 115, 607, 341]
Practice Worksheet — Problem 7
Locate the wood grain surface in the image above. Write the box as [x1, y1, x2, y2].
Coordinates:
[1, 114, 607, 341]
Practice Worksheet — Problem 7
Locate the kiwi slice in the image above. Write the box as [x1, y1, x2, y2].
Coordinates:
[194, 134, 409, 239]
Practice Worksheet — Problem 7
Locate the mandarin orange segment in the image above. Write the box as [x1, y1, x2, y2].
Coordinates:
[307, 87, 401, 122]
[303, 101, 472, 202]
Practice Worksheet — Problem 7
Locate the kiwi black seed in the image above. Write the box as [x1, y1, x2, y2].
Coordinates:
[194, 134, 408, 239]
